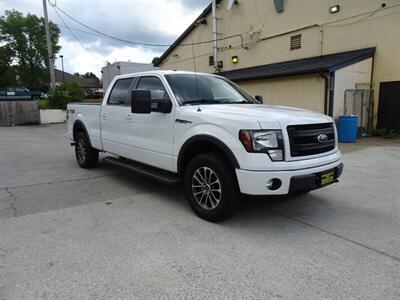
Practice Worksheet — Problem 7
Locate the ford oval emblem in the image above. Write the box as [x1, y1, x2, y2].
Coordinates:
[317, 133, 329, 143]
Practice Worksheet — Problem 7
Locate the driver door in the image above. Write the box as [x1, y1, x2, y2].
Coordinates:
[125, 75, 175, 171]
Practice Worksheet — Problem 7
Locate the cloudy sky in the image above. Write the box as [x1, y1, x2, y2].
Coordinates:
[0, 0, 211, 77]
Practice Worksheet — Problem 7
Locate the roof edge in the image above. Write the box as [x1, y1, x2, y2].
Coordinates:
[155, 1, 221, 66]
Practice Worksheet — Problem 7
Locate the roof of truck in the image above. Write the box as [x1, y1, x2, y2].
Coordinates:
[114, 70, 220, 79]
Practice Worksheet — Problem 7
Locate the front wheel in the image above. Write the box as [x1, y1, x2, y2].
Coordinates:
[75, 132, 99, 168]
[184, 153, 240, 222]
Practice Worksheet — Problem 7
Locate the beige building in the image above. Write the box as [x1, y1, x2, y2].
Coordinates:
[155, 0, 400, 130]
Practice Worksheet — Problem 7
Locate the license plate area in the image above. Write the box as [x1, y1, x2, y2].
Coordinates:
[319, 169, 335, 186]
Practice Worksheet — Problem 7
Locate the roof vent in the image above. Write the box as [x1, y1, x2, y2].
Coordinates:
[290, 34, 301, 50]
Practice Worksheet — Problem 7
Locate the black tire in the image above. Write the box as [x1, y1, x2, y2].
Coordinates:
[184, 152, 240, 222]
[32, 96, 39, 100]
[75, 132, 99, 169]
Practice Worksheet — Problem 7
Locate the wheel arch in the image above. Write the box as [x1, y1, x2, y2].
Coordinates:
[177, 135, 240, 175]
[73, 120, 92, 147]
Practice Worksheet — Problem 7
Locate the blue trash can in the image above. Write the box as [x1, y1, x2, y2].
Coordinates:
[338, 115, 358, 143]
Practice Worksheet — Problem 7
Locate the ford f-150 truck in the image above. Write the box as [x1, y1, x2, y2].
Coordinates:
[67, 70, 343, 221]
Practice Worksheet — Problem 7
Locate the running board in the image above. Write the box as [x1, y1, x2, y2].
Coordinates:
[103, 156, 182, 186]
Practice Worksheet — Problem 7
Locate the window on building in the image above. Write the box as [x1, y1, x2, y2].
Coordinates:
[209, 55, 214, 66]
[290, 34, 302, 50]
[108, 78, 133, 105]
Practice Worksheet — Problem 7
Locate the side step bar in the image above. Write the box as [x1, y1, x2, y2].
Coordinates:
[103, 156, 182, 186]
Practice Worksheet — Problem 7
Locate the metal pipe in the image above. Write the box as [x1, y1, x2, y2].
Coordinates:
[212, 0, 218, 71]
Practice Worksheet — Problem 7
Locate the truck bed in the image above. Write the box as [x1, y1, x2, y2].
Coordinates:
[67, 103, 103, 150]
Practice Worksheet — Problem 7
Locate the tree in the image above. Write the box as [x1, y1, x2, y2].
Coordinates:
[0, 45, 15, 87]
[82, 72, 100, 84]
[152, 57, 160, 66]
[0, 10, 60, 90]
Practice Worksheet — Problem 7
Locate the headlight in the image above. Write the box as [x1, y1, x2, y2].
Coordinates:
[239, 129, 284, 161]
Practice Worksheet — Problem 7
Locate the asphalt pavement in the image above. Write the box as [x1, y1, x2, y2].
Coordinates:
[0, 124, 399, 299]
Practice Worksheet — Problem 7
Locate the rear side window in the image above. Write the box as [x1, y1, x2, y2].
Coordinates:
[108, 78, 133, 105]
[136, 77, 170, 102]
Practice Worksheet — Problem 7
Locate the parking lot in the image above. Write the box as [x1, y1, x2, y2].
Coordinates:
[0, 124, 399, 299]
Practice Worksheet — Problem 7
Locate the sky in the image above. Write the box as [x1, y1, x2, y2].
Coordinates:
[0, 0, 211, 77]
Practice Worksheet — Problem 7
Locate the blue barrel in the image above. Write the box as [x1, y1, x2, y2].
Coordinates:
[338, 115, 358, 143]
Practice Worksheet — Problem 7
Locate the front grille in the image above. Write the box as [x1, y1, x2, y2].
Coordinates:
[287, 123, 335, 157]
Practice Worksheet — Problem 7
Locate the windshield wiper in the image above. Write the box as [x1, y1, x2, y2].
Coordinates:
[182, 99, 222, 105]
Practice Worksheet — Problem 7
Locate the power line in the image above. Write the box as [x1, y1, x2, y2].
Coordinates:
[52, 5, 104, 61]
[48, 0, 246, 49]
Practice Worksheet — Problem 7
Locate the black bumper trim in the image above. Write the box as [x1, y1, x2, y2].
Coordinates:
[288, 163, 343, 194]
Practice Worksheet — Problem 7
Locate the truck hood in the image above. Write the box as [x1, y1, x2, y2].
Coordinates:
[181, 104, 333, 129]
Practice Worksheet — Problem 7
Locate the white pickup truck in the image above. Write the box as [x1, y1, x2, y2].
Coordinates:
[67, 70, 343, 221]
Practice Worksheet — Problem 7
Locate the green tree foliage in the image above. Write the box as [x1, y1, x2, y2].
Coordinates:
[47, 82, 85, 109]
[0, 10, 60, 90]
[74, 72, 100, 84]
[0, 45, 15, 87]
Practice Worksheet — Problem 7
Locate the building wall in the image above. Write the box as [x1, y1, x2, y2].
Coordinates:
[333, 58, 373, 118]
[102, 62, 158, 91]
[159, 0, 400, 124]
[238, 75, 326, 113]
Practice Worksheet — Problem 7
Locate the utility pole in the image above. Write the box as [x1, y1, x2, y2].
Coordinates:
[212, 0, 218, 72]
[42, 0, 56, 90]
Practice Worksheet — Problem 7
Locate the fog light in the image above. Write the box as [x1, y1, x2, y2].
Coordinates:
[266, 178, 282, 190]
[267, 149, 283, 161]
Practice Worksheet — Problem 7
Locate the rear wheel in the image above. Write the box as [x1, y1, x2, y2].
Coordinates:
[32, 96, 39, 100]
[184, 153, 240, 222]
[75, 132, 99, 168]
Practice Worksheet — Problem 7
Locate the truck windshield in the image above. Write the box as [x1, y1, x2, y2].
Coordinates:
[165, 74, 257, 105]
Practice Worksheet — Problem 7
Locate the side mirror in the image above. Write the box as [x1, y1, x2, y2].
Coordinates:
[131, 89, 151, 114]
[155, 100, 172, 113]
[255, 95, 263, 104]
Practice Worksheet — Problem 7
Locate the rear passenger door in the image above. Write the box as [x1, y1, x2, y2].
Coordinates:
[100, 77, 135, 156]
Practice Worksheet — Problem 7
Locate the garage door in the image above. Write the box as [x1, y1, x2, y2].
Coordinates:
[377, 81, 400, 130]
[237, 75, 325, 113]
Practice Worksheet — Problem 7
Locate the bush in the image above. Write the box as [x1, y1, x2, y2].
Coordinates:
[47, 82, 85, 109]
[371, 128, 400, 139]
[37, 99, 50, 109]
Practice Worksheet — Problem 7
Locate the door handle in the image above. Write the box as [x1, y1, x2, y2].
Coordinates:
[101, 112, 107, 119]
[125, 113, 133, 120]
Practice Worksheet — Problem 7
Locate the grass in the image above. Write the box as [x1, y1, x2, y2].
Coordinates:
[37, 99, 50, 109]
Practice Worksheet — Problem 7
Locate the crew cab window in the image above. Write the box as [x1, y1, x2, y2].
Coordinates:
[6, 87, 15, 92]
[136, 77, 170, 102]
[108, 78, 133, 105]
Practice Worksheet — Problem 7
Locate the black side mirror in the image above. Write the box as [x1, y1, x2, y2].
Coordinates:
[255, 95, 263, 104]
[154, 100, 172, 113]
[131, 89, 151, 114]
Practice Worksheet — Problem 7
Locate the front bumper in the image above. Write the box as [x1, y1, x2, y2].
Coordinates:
[235, 159, 343, 195]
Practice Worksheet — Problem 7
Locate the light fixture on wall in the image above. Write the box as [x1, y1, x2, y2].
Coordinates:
[329, 5, 340, 13]
[232, 56, 238, 64]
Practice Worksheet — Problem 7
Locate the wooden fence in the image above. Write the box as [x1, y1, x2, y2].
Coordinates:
[0, 101, 40, 126]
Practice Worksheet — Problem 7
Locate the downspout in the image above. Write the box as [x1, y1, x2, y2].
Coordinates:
[320, 74, 329, 115]
[212, 0, 218, 72]
[328, 72, 335, 117]
[368, 56, 375, 131]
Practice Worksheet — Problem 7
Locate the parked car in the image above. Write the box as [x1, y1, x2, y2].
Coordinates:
[86, 88, 104, 99]
[0, 86, 44, 101]
[67, 70, 343, 222]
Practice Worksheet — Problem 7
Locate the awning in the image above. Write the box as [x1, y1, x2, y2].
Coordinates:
[219, 47, 375, 82]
